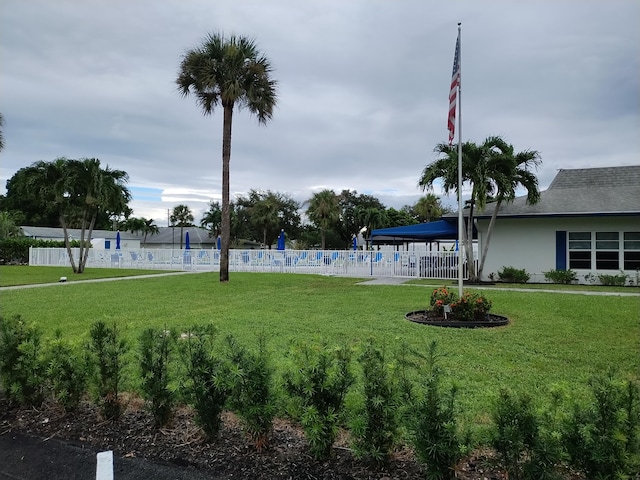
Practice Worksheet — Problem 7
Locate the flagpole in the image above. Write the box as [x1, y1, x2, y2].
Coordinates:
[456, 23, 463, 298]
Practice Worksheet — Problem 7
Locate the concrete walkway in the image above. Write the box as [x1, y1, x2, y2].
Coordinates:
[357, 277, 640, 296]
[2, 272, 638, 297]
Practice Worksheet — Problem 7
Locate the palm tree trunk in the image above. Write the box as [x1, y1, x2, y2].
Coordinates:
[80, 212, 98, 273]
[60, 215, 78, 273]
[465, 202, 477, 281]
[477, 198, 502, 281]
[220, 103, 233, 282]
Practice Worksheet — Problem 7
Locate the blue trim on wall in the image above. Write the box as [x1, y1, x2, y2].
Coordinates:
[555, 231, 567, 270]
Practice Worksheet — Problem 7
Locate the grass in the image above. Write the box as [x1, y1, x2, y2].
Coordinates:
[1, 266, 638, 432]
[0, 265, 176, 287]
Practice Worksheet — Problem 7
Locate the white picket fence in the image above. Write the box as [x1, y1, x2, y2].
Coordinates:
[28, 247, 472, 280]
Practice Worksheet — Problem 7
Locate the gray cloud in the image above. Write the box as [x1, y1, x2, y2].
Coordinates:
[1, 0, 638, 225]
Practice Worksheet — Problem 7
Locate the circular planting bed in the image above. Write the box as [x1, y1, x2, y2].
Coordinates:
[406, 310, 509, 328]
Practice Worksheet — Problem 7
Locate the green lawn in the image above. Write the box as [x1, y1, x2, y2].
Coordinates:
[0, 265, 177, 287]
[1, 267, 638, 431]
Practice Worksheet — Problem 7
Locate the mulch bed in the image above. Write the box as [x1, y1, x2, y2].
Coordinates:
[0, 393, 512, 480]
[405, 311, 509, 328]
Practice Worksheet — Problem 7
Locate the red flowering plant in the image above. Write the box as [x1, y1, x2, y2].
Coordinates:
[429, 286, 458, 315]
[450, 292, 493, 321]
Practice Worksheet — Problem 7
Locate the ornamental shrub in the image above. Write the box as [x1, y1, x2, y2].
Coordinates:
[543, 269, 577, 284]
[350, 339, 399, 465]
[564, 372, 640, 479]
[429, 286, 457, 315]
[138, 327, 178, 428]
[223, 334, 275, 452]
[284, 341, 354, 459]
[0, 314, 46, 406]
[498, 266, 530, 284]
[88, 321, 128, 421]
[597, 272, 628, 286]
[46, 330, 89, 412]
[409, 340, 465, 480]
[449, 292, 492, 321]
[178, 324, 229, 441]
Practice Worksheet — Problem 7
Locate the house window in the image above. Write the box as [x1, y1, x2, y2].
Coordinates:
[624, 232, 640, 270]
[568, 232, 591, 269]
[595, 232, 619, 270]
[568, 231, 639, 271]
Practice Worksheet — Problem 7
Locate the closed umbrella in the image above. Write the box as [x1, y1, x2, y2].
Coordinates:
[352, 235, 357, 250]
[185, 231, 191, 250]
[277, 230, 285, 250]
[115, 231, 121, 250]
[217, 235, 221, 250]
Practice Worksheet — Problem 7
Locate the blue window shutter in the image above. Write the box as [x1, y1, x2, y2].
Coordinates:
[556, 231, 567, 270]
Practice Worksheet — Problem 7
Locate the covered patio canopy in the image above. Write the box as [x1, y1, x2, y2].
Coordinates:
[370, 219, 471, 244]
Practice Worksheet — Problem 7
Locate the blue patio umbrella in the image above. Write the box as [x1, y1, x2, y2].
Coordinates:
[185, 231, 191, 250]
[277, 229, 285, 250]
[115, 231, 121, 250]
[352, 235, 357, 250]
[217, 235, 221, 250]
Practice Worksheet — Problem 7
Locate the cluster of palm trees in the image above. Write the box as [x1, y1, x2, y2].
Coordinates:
[419, 137, 541, 282]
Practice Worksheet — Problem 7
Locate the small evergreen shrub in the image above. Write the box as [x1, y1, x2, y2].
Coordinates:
[597, 272, 628, 286]
[284, 341, 354, 459]
[543, 269, 577, 284]
[497, 266, 530, 284]
[0, 314, 46, 406]
[409, 341, 465, 480]
[178, 324, 229, 441]
[139, 327, 177, 428]
[224, 334, 275, 451]
[490, 389, 564, 480]
[88, 321, 128, 421]
[350, 339, 398, 465]
[45, 330, 88, 412]
[564, 372, 640, 479]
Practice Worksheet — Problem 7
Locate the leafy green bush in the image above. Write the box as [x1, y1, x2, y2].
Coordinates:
[0, 238, 81, 264]
[178, 324, 229, 441]
[543, 269, 577, 284]
[88, 321, 128, 421]
[564, 372, 640, 479]
[597, 272, 628, 286]
[450, 292, 492, 321]
[409, 341, 465, 480]
[45, 330, 88, 412]
[139, 327, 177, 428]
[350, 339, 398, 465]
[498, 266, 531, 284]
[224, 334, 275, 451]
[0, 314, 46, 406]
[430, 286, 457, 315]
[284, 341, 354, 459]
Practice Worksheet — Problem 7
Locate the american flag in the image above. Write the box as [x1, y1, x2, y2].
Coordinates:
[448, 33, 460, 145]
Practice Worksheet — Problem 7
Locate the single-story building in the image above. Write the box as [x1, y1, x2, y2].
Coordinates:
[20, 226, 141, 251]
[473, 165, 640, 284]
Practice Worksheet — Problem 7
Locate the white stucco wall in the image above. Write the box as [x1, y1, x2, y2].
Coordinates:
[475, 216, 640, 283]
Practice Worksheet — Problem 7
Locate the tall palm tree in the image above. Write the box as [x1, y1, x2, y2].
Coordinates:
[177, 32, 277, 282]
[170, 204, 194, 249]
[476, 137, 541, 279]
[419, 141, 487, 279]
[200, 201, 222, 237]
[419, 137, 540, 282]
[306, 190, 340, 250]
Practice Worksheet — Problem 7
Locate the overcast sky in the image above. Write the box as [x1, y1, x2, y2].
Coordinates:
[1, 0, 638, 227]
